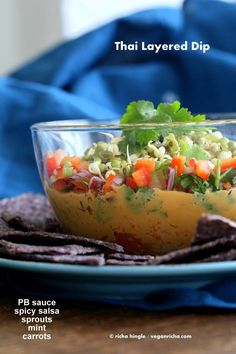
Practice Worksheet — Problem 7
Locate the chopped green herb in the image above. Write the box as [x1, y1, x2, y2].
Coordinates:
[137, 187, 155, 202]
[119, 100, 206, 152]
[178, 174, 216, 194]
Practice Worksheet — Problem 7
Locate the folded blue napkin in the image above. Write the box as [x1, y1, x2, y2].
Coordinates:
[1, 0, 236, 311]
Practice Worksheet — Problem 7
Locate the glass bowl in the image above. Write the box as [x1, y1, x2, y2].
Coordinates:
[31, 119, 236, 255]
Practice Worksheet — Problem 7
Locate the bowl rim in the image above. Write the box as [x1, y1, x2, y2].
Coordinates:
[31, 117, 236, 131]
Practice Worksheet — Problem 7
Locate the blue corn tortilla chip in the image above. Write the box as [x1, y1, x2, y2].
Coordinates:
[1, 193, 61, 232]
[6, 252, 105, 266]
[106, 253, 154, 265]
[193, 213, 236, 245]
[149, 234, 236, 265]
[0, 218, 11, 232]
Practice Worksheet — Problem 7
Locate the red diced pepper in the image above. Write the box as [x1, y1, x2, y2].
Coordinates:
[125, 176, 137, 190]
[221, 157, 236, 172]
[132, 167, 152, 187]
[188, 158, 197, 169]
[46, 156, 57, 177]
[171, 156, 186, 176]
[195, 160, 211, 180]
[134, 159, 155, 173]
[103, 173, 116, 193]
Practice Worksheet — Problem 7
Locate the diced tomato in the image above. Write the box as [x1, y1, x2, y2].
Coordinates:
[221, 157, 236, 172]
[46, 156, 57, 177]
[73, 181, 88, 192]
[125, 176, 137, 190]
[195, 160, 211, 180]
[134, 159, 156, 173]
[188, 158, 197, 169]
[103, 173, 116, 193]
[52, 179, 68, 192]
[132, 167, 152, 187]
[171, 156, 186, 176]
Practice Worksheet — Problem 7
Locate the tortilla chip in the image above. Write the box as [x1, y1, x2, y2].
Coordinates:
[0, 229, 121, 265]
[193, 214, 236, 245]
[106, 259, 147, 265]
[0, 239, 102, 256]
[149, 234, 236, 265]
[198, 249, 236, 262]
[106, 252, 154, 265]
[2, 252, 105, 265]
[1, 193, 60, 232]
[0, 230, 124, 253]
[0, 197, 10, 214]
[0, 218, 11, 232]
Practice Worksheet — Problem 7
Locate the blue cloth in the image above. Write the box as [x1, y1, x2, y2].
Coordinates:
[1, 0, 236, 197]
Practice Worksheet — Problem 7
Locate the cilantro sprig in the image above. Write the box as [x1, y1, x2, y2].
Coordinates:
[177, 174, 216, 194]
[119, 100, 205, 153]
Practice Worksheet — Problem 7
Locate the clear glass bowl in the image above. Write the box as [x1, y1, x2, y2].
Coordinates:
[31, 119, 236, 255]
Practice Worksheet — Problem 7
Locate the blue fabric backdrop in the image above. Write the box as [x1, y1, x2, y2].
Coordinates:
[1, 0, 236, 197]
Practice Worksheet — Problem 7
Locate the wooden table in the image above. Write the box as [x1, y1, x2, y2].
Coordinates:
[0, 286, 236, 354]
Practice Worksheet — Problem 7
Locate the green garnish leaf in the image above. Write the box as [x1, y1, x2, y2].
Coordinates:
[157, 101, 180, 115]
[178, 174, 193, 190]
[232, 176, 236, 185]
[221, 168, 236, 184]
[157, 101, 205, 122]
[119, 100, 206, 152]
[178, 174, 215, 194]
[120, 101, 157, 124]
[120, 100, 205, 125]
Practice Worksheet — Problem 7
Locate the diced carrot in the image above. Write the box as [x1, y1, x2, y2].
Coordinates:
[55, 167, 65, 179]
[103, 173, 116, 193]
[171, 156, 186, 176]
[61, 156, 80, 169]
[132, 167, 152, 187]
[125, 176, 137, 190]
[195, 160, 211, 180]
[134, 159, 156, 173]
[79, 160, 89, 171]
[46, 156, 57, 177]
[221, 157, 236, 172]
[61, 156, 88, 172]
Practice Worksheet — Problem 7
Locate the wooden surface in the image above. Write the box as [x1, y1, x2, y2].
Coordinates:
[0, 286, 236, 354]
